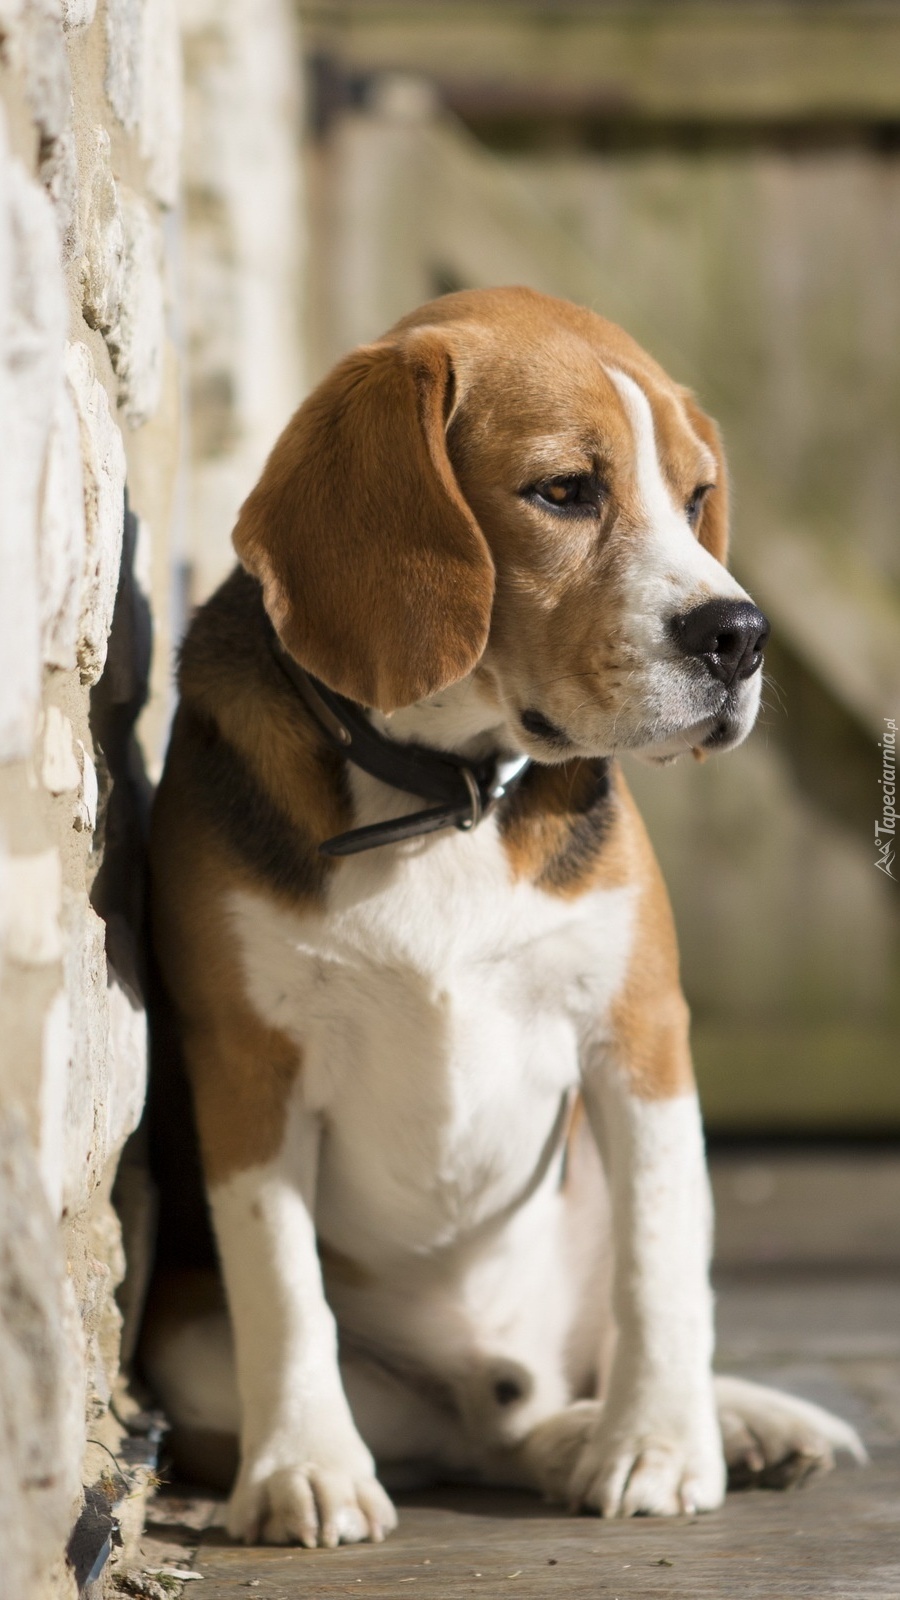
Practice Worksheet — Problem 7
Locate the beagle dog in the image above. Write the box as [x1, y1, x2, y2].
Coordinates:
[145, 287, 862, 1547]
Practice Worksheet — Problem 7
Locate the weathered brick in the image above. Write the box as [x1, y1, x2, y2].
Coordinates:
[139, 0, 181, 207]
[79, 132, 165, 426]
[62, 0, 96, 30]
[0, 1110, 83, 1596]
[60, 894, 110, 1215]
[41, 705, 81, 793]
[3, 850, 63, 964]
[0, 122, 67, 759]
[80, 125, 123, 347]
[65, 340, 126, 685]
[39, 371, 87, 670]
[38, 987, 71, 1215]
[75, 739, 98, 831]
[116, 187, 165, 425]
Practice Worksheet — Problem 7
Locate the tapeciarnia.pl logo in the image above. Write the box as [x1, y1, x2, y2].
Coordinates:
[875, 716, 897, 878]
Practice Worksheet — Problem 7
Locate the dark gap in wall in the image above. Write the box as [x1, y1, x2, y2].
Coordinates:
[448, 110, 900, 157]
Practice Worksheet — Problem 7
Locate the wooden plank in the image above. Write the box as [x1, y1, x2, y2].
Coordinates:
[188, 1462, 900, 1598]
[736, 533, 900, 743]
[301, 2, 900, 122]
[695, 1024, 900, 1131]
[711, 1151, 900, 1268]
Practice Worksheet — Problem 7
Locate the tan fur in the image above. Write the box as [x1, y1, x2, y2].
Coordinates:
[608, 786, 694, 1099]
[233, 334, 495, 713]
[499, 761, 692, 1098]
[498, 760, 627, 895]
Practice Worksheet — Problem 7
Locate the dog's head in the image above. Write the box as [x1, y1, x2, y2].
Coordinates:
[235, 287, 768, 764]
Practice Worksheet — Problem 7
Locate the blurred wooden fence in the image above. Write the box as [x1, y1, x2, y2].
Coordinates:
[301, 2, 900, 1130]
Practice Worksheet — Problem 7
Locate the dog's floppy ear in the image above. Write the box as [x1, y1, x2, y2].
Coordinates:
[681, 393, 729, 565]
[234, 329, 495, 712]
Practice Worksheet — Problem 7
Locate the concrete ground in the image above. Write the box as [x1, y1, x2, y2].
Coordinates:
[129, 1150, 900, 1600]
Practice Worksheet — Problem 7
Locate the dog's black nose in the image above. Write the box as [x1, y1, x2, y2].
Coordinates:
[672, 599, 770, 686]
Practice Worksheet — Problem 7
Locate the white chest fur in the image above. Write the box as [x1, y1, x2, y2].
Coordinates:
[228, 812, 636, 1262]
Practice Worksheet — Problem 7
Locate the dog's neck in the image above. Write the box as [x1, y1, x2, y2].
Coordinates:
[370, 673, 523, 765]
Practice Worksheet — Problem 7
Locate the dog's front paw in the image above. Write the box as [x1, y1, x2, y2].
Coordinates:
[520, 1401, 604, 1503]
[227, 1461, 398, 1548]
[716, 1375, 866, 1489]
[568, 1392, 726, 1518]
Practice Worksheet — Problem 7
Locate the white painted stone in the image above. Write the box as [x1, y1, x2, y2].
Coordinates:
[0, 113, 27, 762]
[3, 0, 80, 254]
[39, 121, 80, 259]
[39, 370, 87, 670]
[16, 0, 71, 146]
[0, 0, 24, 39]
[41, 706, 81, 793]
[140, 0, 181, 208]
[0, 129, 67, 759]
[79, 135, 165, 427]
[105, 0, 181, 206]
[3, 850, 63, 966]
[63, 0, 96, 30]
[38, 988, 72, 1216]
[116, 188, 165, 425]
[0, 833, 8, 987]
[60, 895, 110, 1215]
[80, 125, 124, 347]
[65, 341, 126, 685]
[105, 0, 144, 134]
[0, 1110, 84, 1597]
[56, 896, 146, 1219]
[76, 740, 98, 831]
[105, 972, 147, 1161]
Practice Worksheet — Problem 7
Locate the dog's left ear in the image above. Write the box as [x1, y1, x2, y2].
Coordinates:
[234, 328, 495, 712]
[681, 394, 729, 564]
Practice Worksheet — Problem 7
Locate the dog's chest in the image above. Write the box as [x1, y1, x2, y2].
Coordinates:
[229, 819, 635, 1250]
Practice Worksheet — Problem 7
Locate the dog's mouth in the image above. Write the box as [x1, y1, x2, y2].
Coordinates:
[516, 686, 758, 766]
[632, 690, 761, 765]
[633, 715, 741, 766]
[518, 706, 574, 752]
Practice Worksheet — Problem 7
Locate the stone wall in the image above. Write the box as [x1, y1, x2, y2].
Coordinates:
[0, 1, 305, 1594]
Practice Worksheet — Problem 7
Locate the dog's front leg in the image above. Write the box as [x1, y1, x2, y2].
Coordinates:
[574, 1016, 725, 1518]
[203, 1096, 396, 1546]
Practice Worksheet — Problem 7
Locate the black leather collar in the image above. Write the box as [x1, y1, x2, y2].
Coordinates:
[270, 637, 532, 857]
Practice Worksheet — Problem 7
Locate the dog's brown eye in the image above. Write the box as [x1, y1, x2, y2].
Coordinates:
[686, 484, 713, 528]
[528, 474, 602, 515]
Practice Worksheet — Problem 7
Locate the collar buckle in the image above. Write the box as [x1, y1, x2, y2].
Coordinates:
[456, 766, 484, 831]
[269, 629, 532, 855]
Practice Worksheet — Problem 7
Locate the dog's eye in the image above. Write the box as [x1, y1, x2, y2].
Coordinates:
[529, 475, 601, 515]
[686, 484, 713, 528]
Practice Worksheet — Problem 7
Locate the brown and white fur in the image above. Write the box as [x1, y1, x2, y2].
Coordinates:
[145, 288, 862, 1547]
